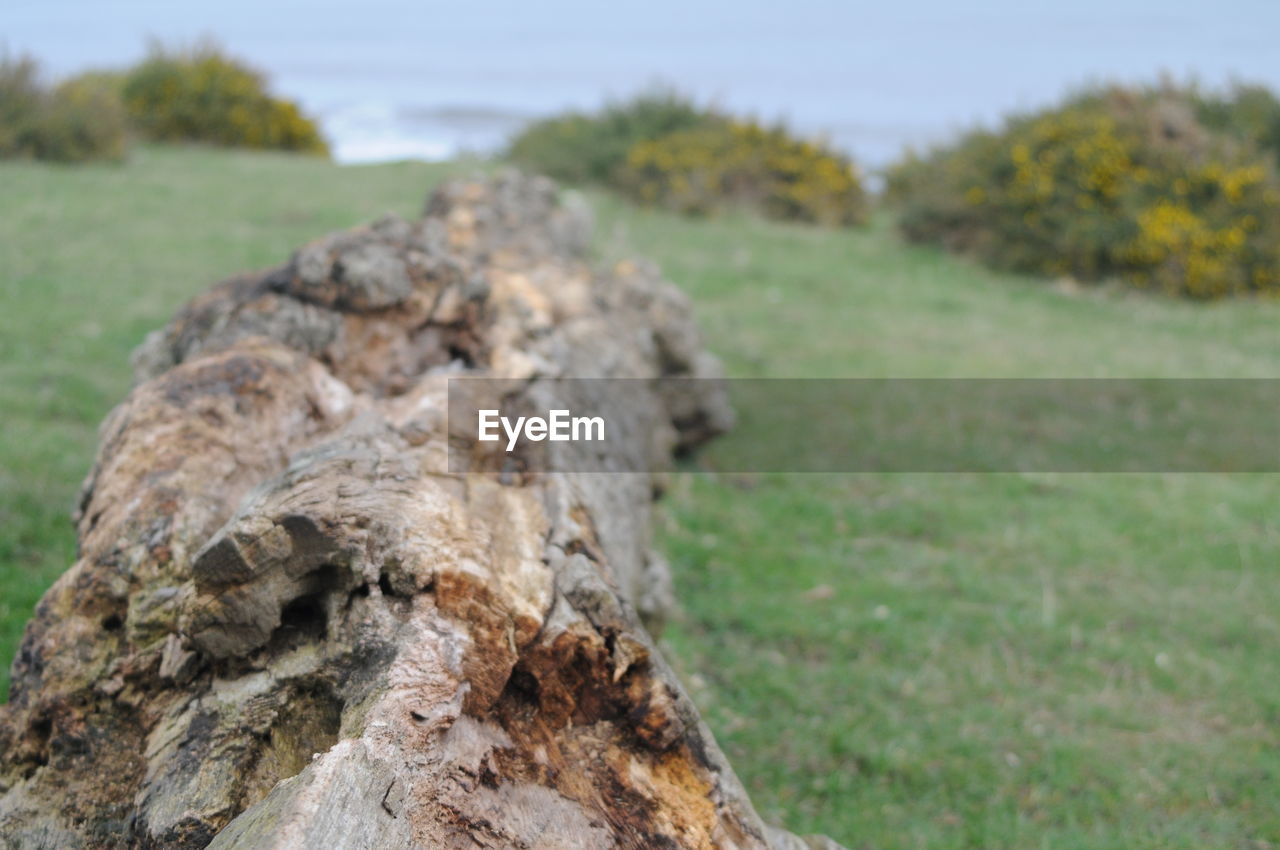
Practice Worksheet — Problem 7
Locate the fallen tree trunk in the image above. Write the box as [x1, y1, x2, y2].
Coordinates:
[0, 173, 843, 850]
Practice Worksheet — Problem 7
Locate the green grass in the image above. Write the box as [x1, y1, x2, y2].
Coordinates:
[3, 147, 1279, 849]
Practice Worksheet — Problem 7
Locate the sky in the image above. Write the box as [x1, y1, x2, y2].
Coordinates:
[6, 0, 1278, 164]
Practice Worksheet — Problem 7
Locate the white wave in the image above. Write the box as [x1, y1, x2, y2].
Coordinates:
[331, 134, 457, 164]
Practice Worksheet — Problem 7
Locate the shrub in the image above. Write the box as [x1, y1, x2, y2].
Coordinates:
[1192, 83, 1280, 168]
[0, 55, 42, 157]
[618, 119, 868, 226]
[0, 54, 128, 163]
[887, 85, 1280, 298]
[121, 44, 327, 155]
[506, 89, 721, 184]
[37, 74, 130, 163]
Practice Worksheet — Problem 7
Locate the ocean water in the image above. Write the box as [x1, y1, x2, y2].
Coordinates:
[6, 0, 1279, 168]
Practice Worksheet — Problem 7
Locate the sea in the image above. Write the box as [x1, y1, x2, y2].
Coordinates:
[5, 0, 1279, 170]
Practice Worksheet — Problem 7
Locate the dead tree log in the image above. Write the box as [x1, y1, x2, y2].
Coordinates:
[0, 173, 843, 850]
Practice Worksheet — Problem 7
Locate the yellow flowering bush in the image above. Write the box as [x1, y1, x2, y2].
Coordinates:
[507, 89, 720, 185]
[887, 85, 1280, 298]
[0, 55, 127, 163]
[122, 44, 327, 155]
[1193, 83, 1280, 169]
[619, 120, 867, 226]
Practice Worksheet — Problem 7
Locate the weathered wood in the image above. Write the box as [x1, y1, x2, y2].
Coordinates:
[0, 173, 843, 849]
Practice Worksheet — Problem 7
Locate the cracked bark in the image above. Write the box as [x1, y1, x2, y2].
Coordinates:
[0, 173, 845, 850]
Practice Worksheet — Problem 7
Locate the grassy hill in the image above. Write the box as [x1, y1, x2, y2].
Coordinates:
[2, 147, 1277, 849]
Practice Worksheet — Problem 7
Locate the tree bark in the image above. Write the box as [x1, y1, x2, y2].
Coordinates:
[0, 173, 843, 850]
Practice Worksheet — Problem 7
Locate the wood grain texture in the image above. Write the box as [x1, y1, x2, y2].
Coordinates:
[0, 173, 842, 850]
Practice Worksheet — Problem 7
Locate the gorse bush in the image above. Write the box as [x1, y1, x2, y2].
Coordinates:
[887, 84, 1280, 298]
[39, 74, 130, 163]
[619, 119, 868, 226]
[508, 91, 867, 227]
[1, 45, 327, 162]
[506, 89, 720, 184]
[1192, 83, 1280, 168]
[0, 55, 43, 157]
[0, 55, 127, 163]
[122, 44, 328, 155]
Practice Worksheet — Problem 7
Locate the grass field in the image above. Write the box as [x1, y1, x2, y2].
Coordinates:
[2, 147, 1278, 849]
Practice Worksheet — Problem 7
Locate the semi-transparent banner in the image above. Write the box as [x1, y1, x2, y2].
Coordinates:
[446, 378, 1280, 473]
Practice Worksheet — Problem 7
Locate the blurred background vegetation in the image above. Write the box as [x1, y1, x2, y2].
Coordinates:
[886, 84, 1280, 298]
[2, 36, 1279, 850]
[0, 44, 327, 162]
